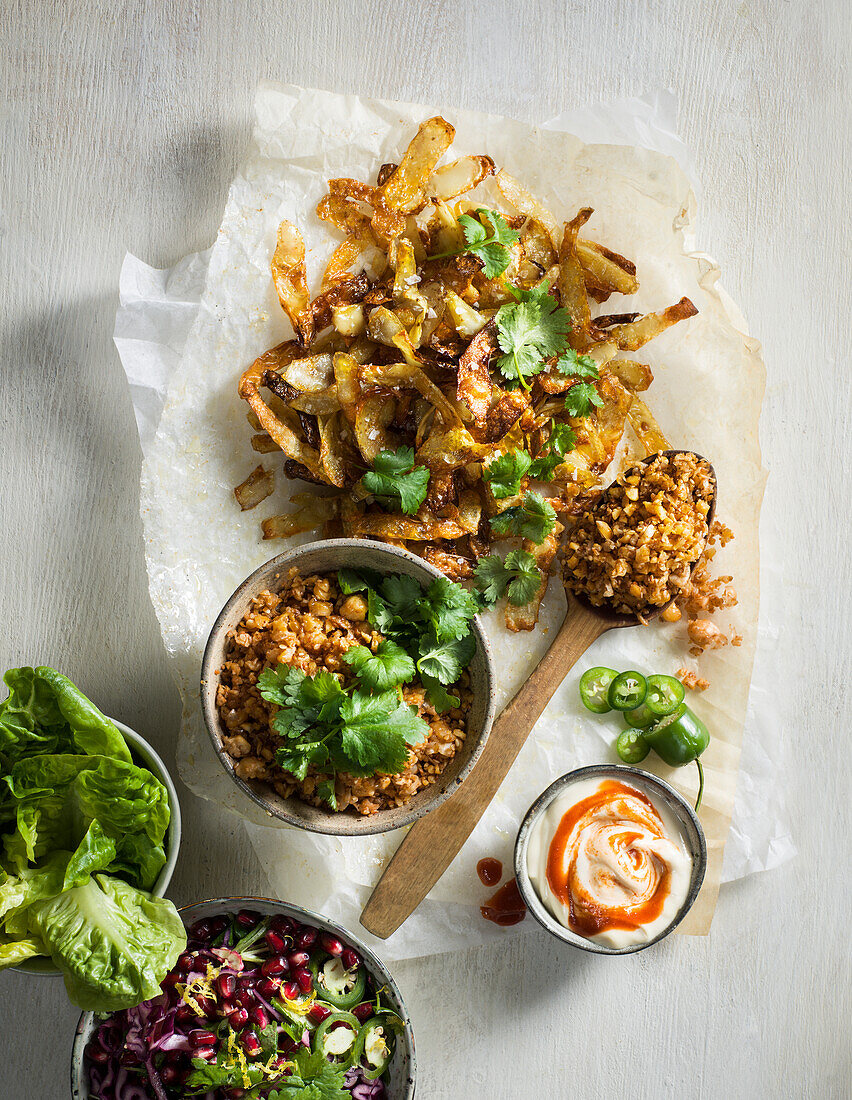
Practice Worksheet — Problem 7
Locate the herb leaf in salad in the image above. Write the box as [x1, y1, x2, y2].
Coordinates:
[0, 666, 186, 1010]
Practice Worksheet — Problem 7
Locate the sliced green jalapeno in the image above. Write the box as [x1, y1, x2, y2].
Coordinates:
[315, 1010, 361, 1065]
[579, 667, 619, 713]
[352, 1015, 401, 1080]
[644, 674, 686, 717]
[624, 703, 655, 728]
[310, 953, 367, 1009]
[644, 704, 710, 810]
[607, 671, 647, 711]
[616, 729, 650, 764]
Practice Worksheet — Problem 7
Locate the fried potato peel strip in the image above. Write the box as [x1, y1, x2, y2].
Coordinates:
[236, 116, 701, 628]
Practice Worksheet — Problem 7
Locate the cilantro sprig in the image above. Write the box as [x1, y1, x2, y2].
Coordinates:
[360, 447, 430, 515]
[490, 491, 557, 544]
[474, 550, 542, 607]
[556, 346, 599, 379]
[495, 281, 573, 389]
[268, 1048, 350, 1099]
[482, 448, 532, 499]
[563, 381, 604, 418]
[528, 421, 577, 480]
[429, 207, 521, 279]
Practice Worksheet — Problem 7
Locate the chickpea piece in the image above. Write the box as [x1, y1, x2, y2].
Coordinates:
[309, 600, 333, 617]
[339, 594, 367, 621]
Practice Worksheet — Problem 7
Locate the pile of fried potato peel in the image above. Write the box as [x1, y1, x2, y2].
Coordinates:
[235, 116, 702, 633]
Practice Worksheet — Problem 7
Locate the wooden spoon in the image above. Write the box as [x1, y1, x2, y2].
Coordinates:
[360, 451, 716, 939]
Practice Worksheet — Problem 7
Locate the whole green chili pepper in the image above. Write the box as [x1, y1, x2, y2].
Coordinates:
[644, 703, 710, 809]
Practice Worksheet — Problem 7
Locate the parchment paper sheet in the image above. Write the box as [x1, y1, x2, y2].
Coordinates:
[118, 82, 794, 959]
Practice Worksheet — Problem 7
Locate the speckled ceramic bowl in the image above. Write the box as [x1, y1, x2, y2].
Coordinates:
[200, 539, 495, 836]
[13, 719, 181, 976]
[70, 896, 417, 1099]
[514, 764, 707, 955]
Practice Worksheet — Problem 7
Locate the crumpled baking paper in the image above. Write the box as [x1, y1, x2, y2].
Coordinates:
[118, 81, 794, 959]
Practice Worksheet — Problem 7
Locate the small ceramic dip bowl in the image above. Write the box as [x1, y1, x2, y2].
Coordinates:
[70, 896, 417, 1100]
[13, 719, 181, 976]
[514, 764, 706, 955]
[200, 538, 495, 836]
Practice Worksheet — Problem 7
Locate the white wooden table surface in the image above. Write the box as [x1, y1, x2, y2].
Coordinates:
[1, 2, 849, 1097]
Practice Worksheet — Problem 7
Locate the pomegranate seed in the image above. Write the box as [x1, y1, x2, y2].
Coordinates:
[295, 927, 318, 949]
[218, 1000, 236, 1017]
[237, 973, 254, 989]
[257, 977, 280, 999]
[249, 1006, 268, 1029]
[194, 1046, 216, 1062]
[235, 989, 254, 1009]
[175, 1004, 195, 1023]
[160, 971, 181, 991]
[224, 1089, 246, 1099]
[270, 915, 294, 935]
[196, 995, 216, 1017]
[294, 967, 313, 993]
[236, 909, 260, 929]
[288, 950, 310, 969]
[189, 1029, 217, 1048]
[352, 1002, 374, 1023]
[282, 980, 299, 1001]
[243, 1033, 261, 1056]
[176, 952, 193, 973]
[189, 920, 211, 942]
[319, 933, 343, 956]
[216, 974, 236, 1000]
[209, 916, 230, 934]
[228, 1008, 249, 1031]
[85, 1043, 109, 1065]
[340, 947, 360, 970]
[261, 956, 287, 977]
[308, 1002, 332, 1024]
[160, 1065, 180, 1085]
[265, 930, 286, 954]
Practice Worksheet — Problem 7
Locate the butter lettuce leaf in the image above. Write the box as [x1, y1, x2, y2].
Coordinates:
[24, 873, 185, 1010]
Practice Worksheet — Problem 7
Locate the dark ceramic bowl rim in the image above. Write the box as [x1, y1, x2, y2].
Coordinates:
[70, 895, 417, 1099]
[514, 763, 707, 955]
[200, 538, 496, 836]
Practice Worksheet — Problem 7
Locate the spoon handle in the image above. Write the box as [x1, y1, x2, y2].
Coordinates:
[360, 599, 612, 939]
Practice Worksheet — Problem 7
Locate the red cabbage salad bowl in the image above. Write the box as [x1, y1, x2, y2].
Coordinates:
[70, 897, 416, 1100]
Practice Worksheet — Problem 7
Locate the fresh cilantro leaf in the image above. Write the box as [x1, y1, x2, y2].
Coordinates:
[299, 671, 345, 713]
[418, 576, 480, 641]
[474, 549, 542, 607]
[268, 1047, 350, 1100]
[343, 640, 416, 690]
[380, 573, 424, 620]
[420, 672, 461, 714]
[337, 690, 427, 775]
[186, 1048, 268, 1091]
[528, 421, 577, 481]
[495, 281, 572, 388]
[258, 664, 306, 708]
[367, 587, 394, 633]
[563, 381, 604, 418]
[417, 632, 476, 685]
[431, 208, 521, 280]
[482, 448, 532, 498]
[360, 447, 430, 515]
[555, 346, 599, 379]
[276, 741, 330, 782]
[490, 491, 556, 544]
[337, 567, 384, 594]
[316, 777, 337, 810]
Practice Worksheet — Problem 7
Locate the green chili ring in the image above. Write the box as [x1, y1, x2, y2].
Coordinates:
[607, 671, 647, 712]
[579, 667, 619, 713]
[644, 674, 686, 718]
[352, 1016, 399, 1080]
[315, 1011, 361, 1065]
[616, 729, 650, 764]
[309, 953, 367, 1009]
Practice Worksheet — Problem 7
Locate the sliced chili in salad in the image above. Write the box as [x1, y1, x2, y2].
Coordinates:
[83, 908, 404, 1100]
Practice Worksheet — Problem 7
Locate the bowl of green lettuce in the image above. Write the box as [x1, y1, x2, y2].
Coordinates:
[0, 666, 186, 1010]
